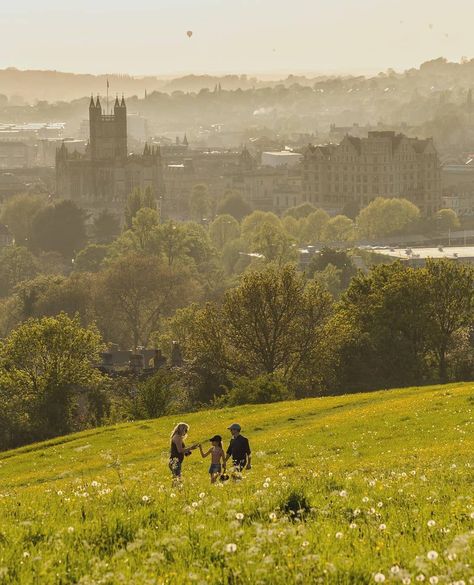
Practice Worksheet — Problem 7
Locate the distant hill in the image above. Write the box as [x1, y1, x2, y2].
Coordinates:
[2, 57, 474, 105]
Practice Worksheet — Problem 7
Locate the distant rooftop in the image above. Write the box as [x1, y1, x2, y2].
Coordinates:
[369, 245, 474, 260]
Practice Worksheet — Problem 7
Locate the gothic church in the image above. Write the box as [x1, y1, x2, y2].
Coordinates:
[56, 96, 163, 208]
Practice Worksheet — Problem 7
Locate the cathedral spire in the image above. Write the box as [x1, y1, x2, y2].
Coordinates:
[114, 94, 120, 108]
[89, 94, 95, 108]
[121, 94, 126, 108]
[96, 95, 101, 109]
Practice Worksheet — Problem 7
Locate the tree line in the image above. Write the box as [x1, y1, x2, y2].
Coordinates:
[0, 257, 472, 452]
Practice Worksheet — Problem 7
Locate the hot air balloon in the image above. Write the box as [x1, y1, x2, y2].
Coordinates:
[186, 30, 193, 38]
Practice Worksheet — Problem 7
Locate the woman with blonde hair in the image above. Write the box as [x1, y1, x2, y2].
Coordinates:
[169, 422, 197, 480]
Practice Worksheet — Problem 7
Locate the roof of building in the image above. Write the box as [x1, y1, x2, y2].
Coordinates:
[368, 245, 474, 260]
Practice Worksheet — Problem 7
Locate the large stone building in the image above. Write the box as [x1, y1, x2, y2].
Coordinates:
[302, 131, 442, 215]
[56, 96, 163, 210]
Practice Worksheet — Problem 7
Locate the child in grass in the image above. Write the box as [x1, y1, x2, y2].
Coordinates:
[199, 435, 226, 483]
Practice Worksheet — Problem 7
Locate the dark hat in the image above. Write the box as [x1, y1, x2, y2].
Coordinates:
[209, 435, 222, 442]
[227, 423, 241, 432]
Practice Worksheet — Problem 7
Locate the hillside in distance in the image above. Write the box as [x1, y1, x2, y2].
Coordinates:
[3, 57, 474, 103]
[0, 383, 473, 583]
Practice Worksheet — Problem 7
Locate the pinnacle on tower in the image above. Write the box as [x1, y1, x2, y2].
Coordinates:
[89, 94, 95, 108]
[114, 95, 120, 108]
[96, 95, 101, 109]
[121, 94, 126, 107]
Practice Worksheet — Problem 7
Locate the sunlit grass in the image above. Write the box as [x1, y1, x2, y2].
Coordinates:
[0, 383, 473, 583]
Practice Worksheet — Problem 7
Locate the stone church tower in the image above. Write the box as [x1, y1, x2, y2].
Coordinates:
[89, 95, 127, 160]
[56, 96, 163, 209]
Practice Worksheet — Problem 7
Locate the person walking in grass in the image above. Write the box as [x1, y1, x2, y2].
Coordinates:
[198, 435, 226, 483]
[225, 423, 251, 473]
[169, 422, 197, 482]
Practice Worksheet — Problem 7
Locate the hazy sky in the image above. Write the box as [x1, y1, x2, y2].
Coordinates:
[1, 0, 474, 76]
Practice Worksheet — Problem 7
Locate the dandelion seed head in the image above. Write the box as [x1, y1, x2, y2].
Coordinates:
[225, 543, 237, 553]
[427, 550, 438, 561]
[374, 573, 386, 583]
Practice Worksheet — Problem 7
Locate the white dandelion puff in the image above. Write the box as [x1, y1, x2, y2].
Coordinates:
[427, 550, 438, 561]
[374, 573, 386, 583]
[225, 543, 237, 553]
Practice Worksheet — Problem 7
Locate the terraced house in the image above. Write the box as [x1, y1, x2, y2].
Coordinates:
[302, 131, 442, 215]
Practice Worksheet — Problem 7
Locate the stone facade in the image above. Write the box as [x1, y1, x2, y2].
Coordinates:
[56, 96, 163, 210]
[302, 131, 442, 215]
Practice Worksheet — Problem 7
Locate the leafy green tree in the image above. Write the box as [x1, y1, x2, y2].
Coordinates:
[124, 186, 156, 229]
[0, 246, 38, 297]
[283, 202, 317, 220]
[189, 184, 210, 222]
[357, 197, 420, 239]
[0, 313, 105, 446]
[301, 209, 330, 243]
[221, 237, 251, 275]
[132, 208, 161, 253]
[182, 222, 215, 265]
[74, 244, 109, 273]
[188, 264, 333, 391]
[131, 370, 177, 419]
[14, 273, 96, 325]
[158, 221, 187, 267]
[92, 209, 121, 244]
[282, 215, 303, 242]
[152, 303, 201, 359]
[0, 193, 46, 245]
[29, 200, 87, 258]
[337, 262, 435, 391]
[251, 222, 297, 265]
[209, 214, 240, 249]
[312, 264, 343, 298]
[425, 259, 474, 382]
[433, 208, 460, 232]
[308, 247, 356, 289]
[241, 211, 281, 241]
[322, 215, 355, 243]
[216, 191, 252, 221]
[99, 254, 201, 349]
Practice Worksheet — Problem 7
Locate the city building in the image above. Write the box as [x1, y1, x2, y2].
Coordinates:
[302, 131, 442, 215]
[0, 141, 31, 168]
[442, 158, 474, 216]
[56, 96, 163, 211]
[261, 151, 303, 168]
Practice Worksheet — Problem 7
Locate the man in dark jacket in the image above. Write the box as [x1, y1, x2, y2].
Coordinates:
[225, 423, 251, 471]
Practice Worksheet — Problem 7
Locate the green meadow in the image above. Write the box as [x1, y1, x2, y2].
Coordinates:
[0, 383, 473, 584]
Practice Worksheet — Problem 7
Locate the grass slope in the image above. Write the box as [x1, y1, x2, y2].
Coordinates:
[0, 383, 473, 584]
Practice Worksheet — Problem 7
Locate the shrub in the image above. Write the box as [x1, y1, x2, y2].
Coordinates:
[218, 374, 294, 406]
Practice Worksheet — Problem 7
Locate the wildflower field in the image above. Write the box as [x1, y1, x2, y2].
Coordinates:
[0, 383, 473, 585]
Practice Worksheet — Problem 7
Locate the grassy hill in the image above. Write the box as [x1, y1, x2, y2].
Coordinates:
[0, 383, 473, 584]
